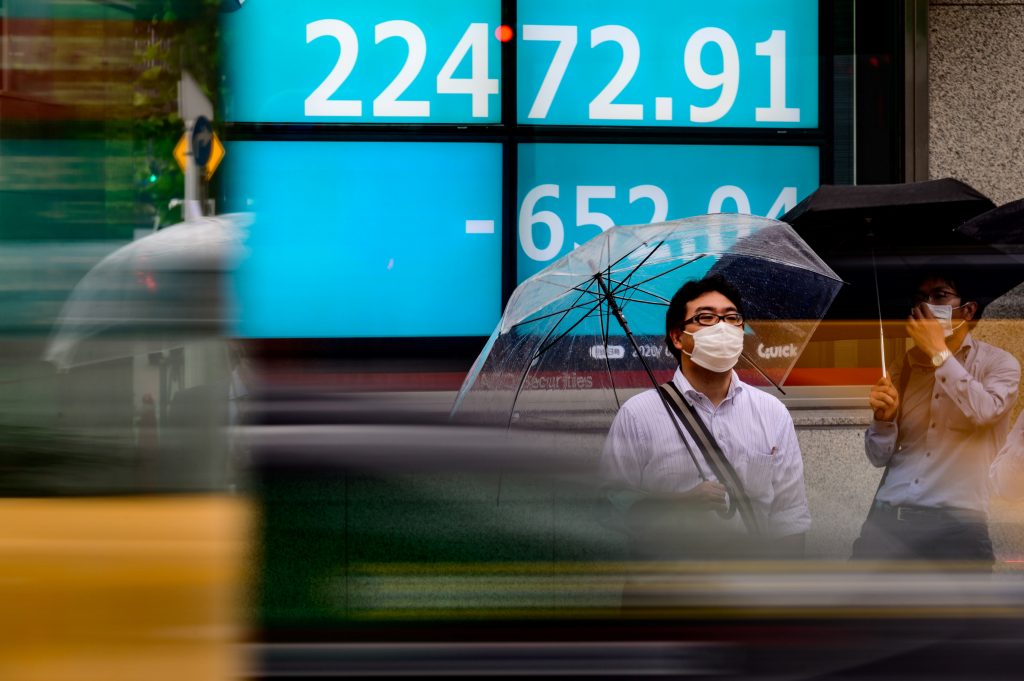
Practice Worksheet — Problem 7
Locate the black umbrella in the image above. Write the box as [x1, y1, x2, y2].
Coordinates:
[782, 179, 998, 325]
[954, 198, 1024, 311]
[957, 197, 1024, 250]
[783, 178, 993, 246]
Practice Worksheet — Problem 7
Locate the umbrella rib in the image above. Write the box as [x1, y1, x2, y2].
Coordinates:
[604, 270, 680, 313]
[503, 281, 600, 431]
[608, 239, 668, 296]
[604, 279, 673, 315]
[611, 296, 670, 308]
[612, 253, 711, 295]
[533, 298, 606, 361]
[603, 249, 623, 408]
[508, 297, 603, 330]
[739, 352, 786, 396]
[599, 286, 622, 410]
[600, 239, 673, 320]
[606, 238, 658, 273]
[605, 277, 673, 304]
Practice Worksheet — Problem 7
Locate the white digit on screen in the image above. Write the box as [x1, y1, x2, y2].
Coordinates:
[523, 25, 577, 119]
[765, 186, 798, 218]
[708, 185, 751, 214]
[629, 185, 669, 223]
[589, 25, 643, 121]
[519, 185, 564, 261]
[373, 20, 430, 117]
[575, 186, 616, 247]
[684, 27, 739, 123]
[755, 30, 800, 123]
[437, 23, 499, 118]
[305, 19, 362, 117]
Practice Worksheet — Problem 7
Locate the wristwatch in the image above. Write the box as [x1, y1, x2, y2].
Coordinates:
[931, 348, 951, 367]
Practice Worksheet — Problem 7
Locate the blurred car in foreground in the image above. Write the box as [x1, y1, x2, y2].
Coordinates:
[244, 390, 1024, 679]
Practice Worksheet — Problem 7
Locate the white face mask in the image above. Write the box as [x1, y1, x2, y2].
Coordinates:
[682, 322, 745, 373]
[925, 303, 967, 338]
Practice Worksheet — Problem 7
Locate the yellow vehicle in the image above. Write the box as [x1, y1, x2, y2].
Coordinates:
[0, 216, 251, 681]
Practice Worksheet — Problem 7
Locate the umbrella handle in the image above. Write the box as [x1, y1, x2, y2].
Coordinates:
[716, 497, 737, 521]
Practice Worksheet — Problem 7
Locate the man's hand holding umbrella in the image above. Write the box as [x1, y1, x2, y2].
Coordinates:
[679, 480, 730, 511]
[627, 478, 731, 540]
[869, 305, 948, 422]
[869, 303, 963, 423]
[869, 377, 899, 422]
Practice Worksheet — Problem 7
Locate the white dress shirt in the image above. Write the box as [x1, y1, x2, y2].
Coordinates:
[601, 367, 811, 538]
[866, 334, 1020, 513]
[991, 411, 1024, 500]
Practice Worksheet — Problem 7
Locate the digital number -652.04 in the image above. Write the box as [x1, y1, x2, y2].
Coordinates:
[518, 183, 798, 263]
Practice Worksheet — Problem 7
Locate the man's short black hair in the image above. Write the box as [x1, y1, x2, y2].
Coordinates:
[664, 274, 745, 362]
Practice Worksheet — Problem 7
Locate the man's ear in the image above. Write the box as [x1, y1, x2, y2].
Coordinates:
[669, 327, 686, 351]
[962, 301, 978, 322]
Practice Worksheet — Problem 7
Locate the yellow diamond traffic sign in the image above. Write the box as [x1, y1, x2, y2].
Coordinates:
[173, 133, 188, 173]
[172, 130, 226, 180]
[205, 133, 225, 180]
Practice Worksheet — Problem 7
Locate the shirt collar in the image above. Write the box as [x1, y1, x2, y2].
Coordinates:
[672, 366, 743, 405]
[959, 332, 975, 355]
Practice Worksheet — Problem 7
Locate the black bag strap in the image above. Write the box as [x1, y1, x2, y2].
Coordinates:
[658, 381, 761, 536]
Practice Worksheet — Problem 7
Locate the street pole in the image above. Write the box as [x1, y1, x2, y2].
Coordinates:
[178, 71, 213, 221]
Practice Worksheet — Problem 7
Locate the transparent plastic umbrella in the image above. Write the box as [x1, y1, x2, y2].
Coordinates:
[45, 214, 250, 370]
[452, 214, 843, 433]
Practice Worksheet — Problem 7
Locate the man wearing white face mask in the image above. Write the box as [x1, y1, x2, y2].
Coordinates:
[853, 274, 1020, 567]
[600, 275, 811, 558]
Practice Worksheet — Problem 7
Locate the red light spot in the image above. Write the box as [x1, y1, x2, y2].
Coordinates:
[135, 270, 157, 291]
[495, 25, 514, 42]
[868, 56, 879, 68]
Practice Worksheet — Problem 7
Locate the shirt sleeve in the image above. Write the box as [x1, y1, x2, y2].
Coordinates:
[599, 405, 650, 513]
[935, 348, 1020, 427]
[865, 419, 898, 467]
[864, 358, 903, 467]
[767, 410, 811, 538]
[991, 413, 1024, 500]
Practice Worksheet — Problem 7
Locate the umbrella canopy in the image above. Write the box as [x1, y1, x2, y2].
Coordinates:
[45, 214, 250, 370]
[452, 214, 842, 431]
[782, 179, 998, 322]
[957, 197, 1024, 251]
[783, 178, 993, 245]
[953, 198, 1024, 313]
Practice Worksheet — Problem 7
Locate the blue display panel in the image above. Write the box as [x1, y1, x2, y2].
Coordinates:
[517, 0, 818, 127]
[221, 0, 502, 123]
[224, 142, 503, 338]
[517, 143, 820, 281]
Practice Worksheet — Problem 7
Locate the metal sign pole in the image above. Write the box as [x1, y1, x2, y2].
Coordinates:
[178, 72, 214, 220]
